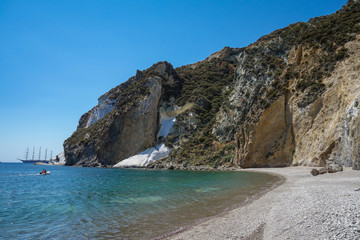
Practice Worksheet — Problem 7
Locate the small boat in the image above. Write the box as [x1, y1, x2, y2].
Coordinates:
[39, 171, 51, 175]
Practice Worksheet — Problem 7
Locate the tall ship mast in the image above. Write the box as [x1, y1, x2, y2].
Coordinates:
[17, 146, 50, 164]
[38, 147, 41, 161]
[44, 149, 47, 161]
[25, 147, 29, 160]
[32, 147, 35, 161]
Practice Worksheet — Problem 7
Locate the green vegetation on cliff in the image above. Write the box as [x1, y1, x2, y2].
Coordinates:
[261, 1, 360, 107]
[64, 1, 360, 168]
[176, 58, 236, 126]
[169, 1, 360, 165]
[166, 48, 240, 165]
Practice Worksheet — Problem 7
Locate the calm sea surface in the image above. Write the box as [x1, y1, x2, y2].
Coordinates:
[0, 163, 278, 239]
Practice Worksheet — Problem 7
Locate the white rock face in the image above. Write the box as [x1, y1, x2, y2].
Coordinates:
[158, 116, 176, 138]
[336, 95, 360, 168]
[86, 95, 116, 128]
[113, 144, 171, 167]
[114, 113, 176, 167]
[51, 152, 66, 165]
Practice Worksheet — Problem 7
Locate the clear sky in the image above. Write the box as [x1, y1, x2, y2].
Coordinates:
[0, 0, 347, 162]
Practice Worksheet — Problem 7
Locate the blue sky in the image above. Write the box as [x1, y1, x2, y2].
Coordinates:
[0, 0, 347, 162]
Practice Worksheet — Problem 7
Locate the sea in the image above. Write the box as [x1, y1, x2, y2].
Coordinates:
[0, 163, 279, 239]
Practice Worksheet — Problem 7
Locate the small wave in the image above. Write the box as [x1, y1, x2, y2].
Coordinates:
[194, 187, 220, 193]
[110, 196, 163, 204]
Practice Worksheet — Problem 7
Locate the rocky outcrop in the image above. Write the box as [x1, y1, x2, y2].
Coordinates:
[213, 1, 360, 168]
[234, 95, 294, 167]
[63, 1, 360, 170]
[49, 152, 66, 166]
[64, 62, 183, 166]
[290, 37, 360, 169]
[327, 163, 344, 173]
[336, 96, 360, 170]
[212, 38, 290, 143]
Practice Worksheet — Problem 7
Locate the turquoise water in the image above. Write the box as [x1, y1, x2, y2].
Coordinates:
[0, 163, 278, 239]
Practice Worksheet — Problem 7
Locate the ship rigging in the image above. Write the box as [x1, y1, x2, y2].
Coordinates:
[17, 147, 53, 164]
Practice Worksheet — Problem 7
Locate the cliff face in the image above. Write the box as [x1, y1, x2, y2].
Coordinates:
[234, 95, 294, 168]
[290, 37, 360, 169]
[64, 1, 360, 169]
[213, 0, 360, 169]
[64, 62, 183, 166]
[231, 38, 360, 169]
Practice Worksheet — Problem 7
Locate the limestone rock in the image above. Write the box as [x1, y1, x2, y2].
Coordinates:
[64, 62, 183, 166]
[234, 95, 294, 168]
[291, 37, 360, 169]
[327, 163, 343, 173]
[62, 2, 360, 170]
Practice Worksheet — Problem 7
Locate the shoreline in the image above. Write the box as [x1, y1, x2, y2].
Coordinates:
[154, 170, 285, 240]
[165, 167, 360, 240]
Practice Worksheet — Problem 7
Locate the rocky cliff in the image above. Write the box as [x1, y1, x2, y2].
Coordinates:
[64, 63, 184, 166]
[64, 1, 360, 169]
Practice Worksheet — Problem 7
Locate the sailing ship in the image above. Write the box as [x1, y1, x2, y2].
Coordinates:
[17, 147, 53, 164]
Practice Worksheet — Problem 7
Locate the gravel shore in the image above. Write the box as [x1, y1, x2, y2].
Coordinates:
[167, 167, 360, 240]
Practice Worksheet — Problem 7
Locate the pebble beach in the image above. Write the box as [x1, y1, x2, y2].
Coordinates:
[168, 167, 360, 240]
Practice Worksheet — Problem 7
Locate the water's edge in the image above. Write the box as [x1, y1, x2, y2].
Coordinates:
[0, 164, 284, 239]
[155, 170, 285, 240]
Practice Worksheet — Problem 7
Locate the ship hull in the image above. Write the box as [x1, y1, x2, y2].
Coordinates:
[17, 159, 49, 164]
